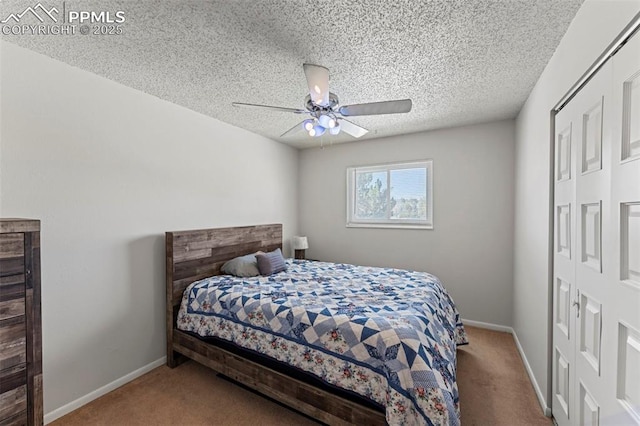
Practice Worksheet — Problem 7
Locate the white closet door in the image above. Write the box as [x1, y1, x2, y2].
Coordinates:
[554, 87, 579, 426]
[574, 60, 612, 426]
[553, 60, 612, 426]
[553, 31, 640, 426]
[608, 31, 640, 425]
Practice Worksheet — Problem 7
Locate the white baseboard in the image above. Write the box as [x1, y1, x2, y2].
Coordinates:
[511, 331, 552, 417]
[462, 318, 512, 333]
[461, 318, 552, 417]
[44, 356, 166, 424]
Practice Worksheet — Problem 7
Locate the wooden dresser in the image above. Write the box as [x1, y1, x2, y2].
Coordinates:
[0, 219, 42, 426]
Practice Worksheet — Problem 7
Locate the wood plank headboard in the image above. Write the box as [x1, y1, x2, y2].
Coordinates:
[166, 223, 282, 308]
[165, 224, 282, 364]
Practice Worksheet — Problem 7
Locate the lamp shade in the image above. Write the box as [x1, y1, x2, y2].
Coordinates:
[311, 125, 326, 137]
[292, 236, 309, 250]
[302, 119, 315, 131]
[318, 114, 336, 129]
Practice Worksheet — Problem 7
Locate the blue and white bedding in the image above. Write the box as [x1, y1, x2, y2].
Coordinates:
[177, 259, 468, 425]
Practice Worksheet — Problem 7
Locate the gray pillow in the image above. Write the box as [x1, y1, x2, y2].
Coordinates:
[256, 248, 287, 275]
[220, 254, 259, 277]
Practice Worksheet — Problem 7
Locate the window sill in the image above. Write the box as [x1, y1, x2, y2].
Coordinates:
[346, 223, 433, 230]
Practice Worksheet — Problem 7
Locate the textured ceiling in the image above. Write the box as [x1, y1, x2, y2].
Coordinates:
[0, 0, 584, 148]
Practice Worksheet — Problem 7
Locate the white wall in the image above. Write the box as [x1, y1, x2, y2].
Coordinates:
[0, 42, 298, 416]
[299, 120, 515, 326]
[513, 0, 640, 411]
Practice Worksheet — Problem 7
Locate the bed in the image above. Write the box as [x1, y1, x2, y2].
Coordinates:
[166, 224, 467, 425]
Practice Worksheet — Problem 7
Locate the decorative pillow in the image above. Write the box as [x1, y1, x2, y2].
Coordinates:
[256, 248, 287, 275]
[220, 254, 259, 277]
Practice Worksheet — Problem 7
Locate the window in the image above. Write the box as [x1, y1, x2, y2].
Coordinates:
[346, 160, 433, 229]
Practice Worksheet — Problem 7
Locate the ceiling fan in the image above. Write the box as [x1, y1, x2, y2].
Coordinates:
[232, 64, 412, 139]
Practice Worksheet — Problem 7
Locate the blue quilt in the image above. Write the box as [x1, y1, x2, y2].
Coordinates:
[178, 259, 468, 425]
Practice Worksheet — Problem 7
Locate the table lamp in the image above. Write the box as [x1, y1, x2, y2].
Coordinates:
[292, 236, 309, 260]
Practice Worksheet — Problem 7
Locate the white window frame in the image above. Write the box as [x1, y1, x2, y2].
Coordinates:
[346, 159, 433, 229]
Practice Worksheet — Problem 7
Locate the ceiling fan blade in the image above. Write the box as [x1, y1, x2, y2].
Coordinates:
[232, 102, 308, 114]
[280, 121, 306, 137]
[339, 99, 412, 116]
[339, 119, 369, 138]
[303, 63, 330, 107]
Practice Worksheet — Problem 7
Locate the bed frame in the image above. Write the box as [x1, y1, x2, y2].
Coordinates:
[166, 224, 386, 425]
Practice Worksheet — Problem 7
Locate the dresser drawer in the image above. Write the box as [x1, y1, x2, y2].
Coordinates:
[0, 322, 26, 371]
[0, 248, 26, 335]
[0, 364, 26, 394]
[0, 273, 25, 304]
[0, 411, 27, 426]
[0, 385, 26, 423]
[0, 298, 24, 323]
[0, 235, 25, 313]
[0, 364, 27, 425]
[0, 234, 24, 279]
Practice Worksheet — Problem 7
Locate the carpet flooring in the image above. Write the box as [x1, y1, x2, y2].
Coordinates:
[51, 326, 551, 425]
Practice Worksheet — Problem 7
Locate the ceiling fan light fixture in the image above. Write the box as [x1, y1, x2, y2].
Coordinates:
[318, 114, 336, 129]
[312, 125, 326, 137]
[329, 122, 341, 135]
[302, 119, 315, 131]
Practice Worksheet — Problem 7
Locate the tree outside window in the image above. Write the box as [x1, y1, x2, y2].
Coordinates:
[347, 160, 432, 229]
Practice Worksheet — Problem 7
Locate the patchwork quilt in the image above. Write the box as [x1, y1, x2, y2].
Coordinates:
[177, 259, 468, 425]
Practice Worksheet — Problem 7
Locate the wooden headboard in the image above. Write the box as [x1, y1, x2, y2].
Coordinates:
[166, 223, 282, 308]
[165, 223, 282, 367]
